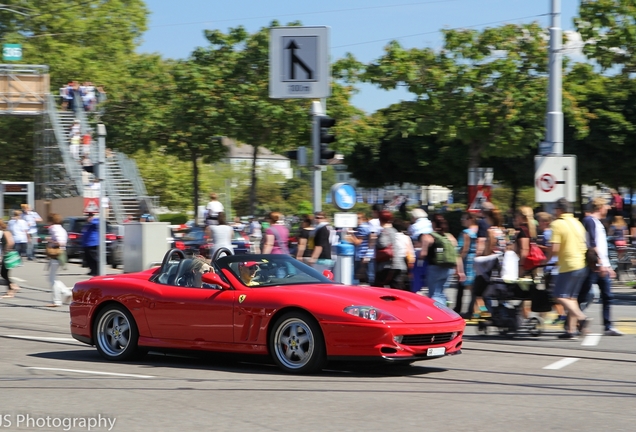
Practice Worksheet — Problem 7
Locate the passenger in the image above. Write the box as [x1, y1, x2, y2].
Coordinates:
[190, 257, 214, 288]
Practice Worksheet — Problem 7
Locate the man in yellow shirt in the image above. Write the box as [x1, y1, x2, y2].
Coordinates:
[546, 198, 590, 340]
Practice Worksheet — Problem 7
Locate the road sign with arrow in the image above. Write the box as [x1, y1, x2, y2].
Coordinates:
[534, 155, 576, 202]
[269, 26, 330, 99]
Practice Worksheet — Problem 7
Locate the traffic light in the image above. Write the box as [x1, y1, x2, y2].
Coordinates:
[318, 116, 336, 164]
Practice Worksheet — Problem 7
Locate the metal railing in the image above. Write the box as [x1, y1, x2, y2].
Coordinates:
[46, 93, 83, 194]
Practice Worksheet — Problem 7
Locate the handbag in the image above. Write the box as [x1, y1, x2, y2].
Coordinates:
[523, 243, 545, 271]
[3, 251, 20, 269]
[586, 248, 600, 272]
[46, 243, 62, 259]
[375, 230, 396, 263]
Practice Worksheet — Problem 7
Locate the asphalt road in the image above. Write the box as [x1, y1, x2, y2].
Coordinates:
[1, 260, 635, 431]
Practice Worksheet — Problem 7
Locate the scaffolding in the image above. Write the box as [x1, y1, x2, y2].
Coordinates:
[0, 64, 49, 115]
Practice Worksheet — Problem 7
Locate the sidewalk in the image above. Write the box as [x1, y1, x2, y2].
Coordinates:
[2, 257, 123, 294]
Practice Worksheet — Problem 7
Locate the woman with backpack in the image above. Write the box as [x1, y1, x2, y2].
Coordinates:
[373, 210, 407, 289]
[472, 204, 507, 315]
[420, 214, 465, 305]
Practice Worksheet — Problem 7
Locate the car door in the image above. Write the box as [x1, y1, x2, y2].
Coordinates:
[142, 282, 235, 344]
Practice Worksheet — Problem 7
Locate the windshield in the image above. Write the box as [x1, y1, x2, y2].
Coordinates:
[182, 228, 205, 241]
[217, 254, 333, 287]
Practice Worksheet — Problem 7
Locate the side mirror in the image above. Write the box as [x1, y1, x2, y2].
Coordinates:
[201, 272, 231, 290]
[322, 270, 334, 281]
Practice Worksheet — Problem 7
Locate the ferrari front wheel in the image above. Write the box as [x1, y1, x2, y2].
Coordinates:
[94, 304, 140, 361]
[270, 311, 326, 374]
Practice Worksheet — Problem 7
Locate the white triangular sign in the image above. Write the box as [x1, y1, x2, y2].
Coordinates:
[84, 200, 99, 213]
[469, 189, 487, 210]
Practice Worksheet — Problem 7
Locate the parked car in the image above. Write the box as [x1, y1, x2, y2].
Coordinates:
[61, 216, 116, 263]
[35, 223, 50, 256]
[107, 224, 125, 268]
[199, 230, 251, 256]
[172, 226, 250, 257]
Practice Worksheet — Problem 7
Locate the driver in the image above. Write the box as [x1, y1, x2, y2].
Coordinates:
[238, 261, 260, 286]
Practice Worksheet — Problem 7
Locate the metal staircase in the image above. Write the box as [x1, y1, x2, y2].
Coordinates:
[41, 94, 156, 224]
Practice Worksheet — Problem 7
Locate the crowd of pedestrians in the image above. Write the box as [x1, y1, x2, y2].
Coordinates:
[61, 81, 106, 114]
[231, 194, 624, 341]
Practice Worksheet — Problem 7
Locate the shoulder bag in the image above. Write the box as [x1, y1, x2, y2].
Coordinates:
[3, 251, 20, 269]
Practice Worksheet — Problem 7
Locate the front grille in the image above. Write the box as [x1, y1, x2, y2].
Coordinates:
[400, 332, 456, 346]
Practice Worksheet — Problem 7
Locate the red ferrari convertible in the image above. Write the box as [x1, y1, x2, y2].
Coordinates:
[70, 248, 465, 374]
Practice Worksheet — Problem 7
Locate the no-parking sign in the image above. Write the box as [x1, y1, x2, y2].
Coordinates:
[534, 155, 576, 202]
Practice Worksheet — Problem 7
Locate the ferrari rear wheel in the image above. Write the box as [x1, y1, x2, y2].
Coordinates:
[94, 304, 140, 361]
[270, 311, 326, 374]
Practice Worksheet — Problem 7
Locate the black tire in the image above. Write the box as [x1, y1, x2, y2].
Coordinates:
[94, 304, 140, 361]
[269, 311, 326, 374]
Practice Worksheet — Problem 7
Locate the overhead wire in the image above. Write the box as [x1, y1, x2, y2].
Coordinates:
[28, 0, 474, 38]
[332, 13, 551, 49]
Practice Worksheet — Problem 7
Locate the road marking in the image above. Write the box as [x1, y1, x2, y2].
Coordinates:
[543, 357, 580, 370]
[25, 367, 154, 379]
[5, 335, 79, 343]
[581, 333, 602, 347]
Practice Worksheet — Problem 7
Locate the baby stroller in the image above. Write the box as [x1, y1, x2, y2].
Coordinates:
[475, 259, 550, 338]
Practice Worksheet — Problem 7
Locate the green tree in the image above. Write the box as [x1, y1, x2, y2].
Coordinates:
[132, 146, 193, 212]
[576, 0, 636, 73]
[362, 24, 549, 171]
[0, 0, 150, 183]
[0, 0, 148, 90]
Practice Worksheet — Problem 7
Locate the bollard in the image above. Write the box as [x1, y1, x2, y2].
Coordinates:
[334, 242, 355, 285]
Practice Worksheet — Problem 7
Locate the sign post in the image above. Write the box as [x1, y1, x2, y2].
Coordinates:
[97, 124, 107, 276]
[269, 26, 330, 99]
[270, 27, 331, 212]
[467, 167, 493, 212]
[534, 155, 576, 203]
[2, 44, 22, 61]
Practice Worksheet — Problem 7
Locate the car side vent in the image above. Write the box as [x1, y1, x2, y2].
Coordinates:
[380, 296, 398, 301]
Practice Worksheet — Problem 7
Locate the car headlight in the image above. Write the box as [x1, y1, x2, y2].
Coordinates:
[344, 306, 400, 321]
[433, 301, 461, 319]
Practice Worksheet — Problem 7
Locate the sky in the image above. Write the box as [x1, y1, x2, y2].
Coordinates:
[138, 0, 581, 113]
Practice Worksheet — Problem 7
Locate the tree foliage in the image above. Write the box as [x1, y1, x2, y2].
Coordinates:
[576, 0, 636, 73]
[362, 24, 549, 169]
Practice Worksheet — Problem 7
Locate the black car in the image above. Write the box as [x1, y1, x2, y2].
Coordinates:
[175, 226, 250, 257]
[61, 216, 116, 262]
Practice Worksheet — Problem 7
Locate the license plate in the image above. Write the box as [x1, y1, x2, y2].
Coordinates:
[427, 347, 446, 356]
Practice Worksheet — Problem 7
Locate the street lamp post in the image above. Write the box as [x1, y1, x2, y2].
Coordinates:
[97, 124, 106, 276]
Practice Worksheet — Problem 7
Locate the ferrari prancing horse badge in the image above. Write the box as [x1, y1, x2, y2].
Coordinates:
[238, 295, 246, 303]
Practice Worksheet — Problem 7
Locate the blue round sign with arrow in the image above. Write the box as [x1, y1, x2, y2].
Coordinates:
[331, 183, 356, 211]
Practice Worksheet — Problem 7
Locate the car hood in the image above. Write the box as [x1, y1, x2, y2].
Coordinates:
[279, 284, 461, 324]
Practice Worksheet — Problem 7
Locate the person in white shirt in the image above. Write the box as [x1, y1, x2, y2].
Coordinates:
[21, 204, 42, 261]
[578, 197, 623, 336]
[206, 212, 234, 258]
[8, 210, 29, 264]
[247, 218, 262, 253]
[46, 213, 71, 307]
[205, 193, 224, 226]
